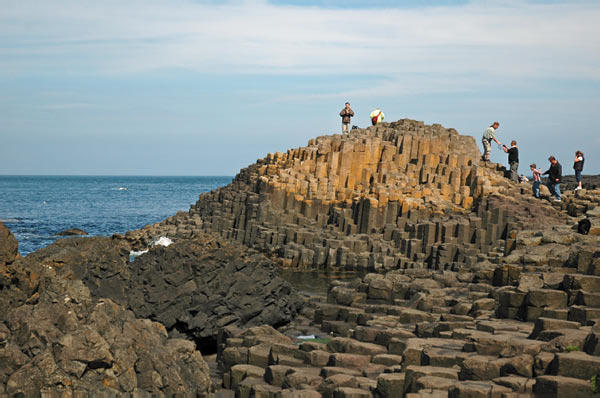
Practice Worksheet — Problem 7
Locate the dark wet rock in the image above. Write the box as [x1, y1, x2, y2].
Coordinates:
[126, 237, 304, 351]
[21, 236, 132, 305]
[6, 234, 302, 351]
[0, 221, 19, 266]
[55, 228, 88, 236]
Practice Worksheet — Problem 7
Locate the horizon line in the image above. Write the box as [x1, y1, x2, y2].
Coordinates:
[0, 174, 236, 178]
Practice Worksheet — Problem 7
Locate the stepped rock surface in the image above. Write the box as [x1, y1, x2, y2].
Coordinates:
[2, 119, 600, 397]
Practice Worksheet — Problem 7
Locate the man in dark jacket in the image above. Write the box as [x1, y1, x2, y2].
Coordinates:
[543, 156, 562, 202]
[340, 102, 354, 134]
[502, 140, 519, 182]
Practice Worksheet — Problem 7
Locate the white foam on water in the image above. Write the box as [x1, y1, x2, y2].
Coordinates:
[0, 218, 22, 223]
[152, 236, 173, 247]
[296, 335, 317, 340]
[112, 187, 128, 191]
[129, 249, 149, 261]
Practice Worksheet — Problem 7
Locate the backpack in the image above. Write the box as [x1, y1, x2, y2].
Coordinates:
[577, 218, 591, 235]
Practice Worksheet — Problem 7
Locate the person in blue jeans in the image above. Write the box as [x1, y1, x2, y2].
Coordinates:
[530, 163, 542, 198]
[543, 156, 562, 202]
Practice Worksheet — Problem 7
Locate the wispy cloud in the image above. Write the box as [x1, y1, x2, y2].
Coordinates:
[39, 103, 95, 110]
[1, 0, 599, 87]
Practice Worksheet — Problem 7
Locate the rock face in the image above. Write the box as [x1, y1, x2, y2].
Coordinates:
[2, 234, 302, 349]
[0, 234, 211, 397]
[0, 228, 301, 396]
[0, 221, 18, 266]
[126, 237, 303, 351]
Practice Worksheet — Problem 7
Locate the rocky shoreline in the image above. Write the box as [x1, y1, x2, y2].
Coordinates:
[1, 119, 599, 397]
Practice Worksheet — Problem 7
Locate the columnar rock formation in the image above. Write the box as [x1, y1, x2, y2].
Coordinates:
[3, 119, 598, 397]
[128, 120, 566, 273]
[213, 188, 600, 398]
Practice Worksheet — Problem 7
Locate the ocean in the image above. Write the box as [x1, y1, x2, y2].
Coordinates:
[0, 176, 232, 256]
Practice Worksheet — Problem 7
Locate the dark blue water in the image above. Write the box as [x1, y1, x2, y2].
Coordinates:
[0, 176, 232, 255]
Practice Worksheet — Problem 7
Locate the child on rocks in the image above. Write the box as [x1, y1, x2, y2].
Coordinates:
[530, 163, 542, 198]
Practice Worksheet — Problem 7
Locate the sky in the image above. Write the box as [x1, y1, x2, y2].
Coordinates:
[1, 0, 599, 176]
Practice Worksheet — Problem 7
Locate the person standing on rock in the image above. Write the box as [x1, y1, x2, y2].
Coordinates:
[339, 102, 355, 134]
[370, 108, 384, 125]
[543, 156, 562, 202]
[502, 140, 519, 182]
[573, 150, 584, 191]
[481, 122, 501, 161]
[530, 163, 542, 198]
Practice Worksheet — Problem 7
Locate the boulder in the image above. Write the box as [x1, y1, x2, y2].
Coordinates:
[55, 228, 88, 236]
[1, 276, 211, 397]
[533, 375, 594, 398]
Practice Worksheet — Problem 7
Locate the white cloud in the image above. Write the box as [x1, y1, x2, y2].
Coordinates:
[39, 103, 95, 110]
[1, 0, 599, 85]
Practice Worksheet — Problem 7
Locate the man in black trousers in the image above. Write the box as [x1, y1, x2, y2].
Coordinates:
[502, 140, 519, 183]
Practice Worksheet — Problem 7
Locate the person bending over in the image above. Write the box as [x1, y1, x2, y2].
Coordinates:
[543, 156, 562, 202]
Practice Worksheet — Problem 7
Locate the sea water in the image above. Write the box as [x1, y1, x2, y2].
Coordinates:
[0, 176, 232, 255]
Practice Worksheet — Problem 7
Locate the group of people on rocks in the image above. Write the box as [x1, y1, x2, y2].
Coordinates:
[339, 102, 384, 133]
[481, 121, 585, 202]
[338, 105, 586, 204]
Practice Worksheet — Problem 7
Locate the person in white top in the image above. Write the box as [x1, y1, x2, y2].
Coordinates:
[370, 108, 384, 125]
[573, 150, 584, 190]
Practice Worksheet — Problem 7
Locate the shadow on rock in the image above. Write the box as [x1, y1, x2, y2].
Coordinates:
[127, 236, 304, 353]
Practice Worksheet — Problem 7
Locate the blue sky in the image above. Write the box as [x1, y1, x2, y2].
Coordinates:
[1, 0, 599, 175]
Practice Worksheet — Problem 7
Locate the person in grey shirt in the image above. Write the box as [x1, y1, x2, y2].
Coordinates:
[481, 122, 502, 161]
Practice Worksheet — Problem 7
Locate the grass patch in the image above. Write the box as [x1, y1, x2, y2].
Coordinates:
[591, 375, 599, 394]
[298, 337, 331, 345]
[564, 345, 580, 352]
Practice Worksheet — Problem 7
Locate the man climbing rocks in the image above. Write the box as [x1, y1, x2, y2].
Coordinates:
[543, 156, 562, 202]
[339, 102, 354, 134]
[481, 122, 501, 161]
[502, 140, 519, 182]
[370, 108, 384, 125]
